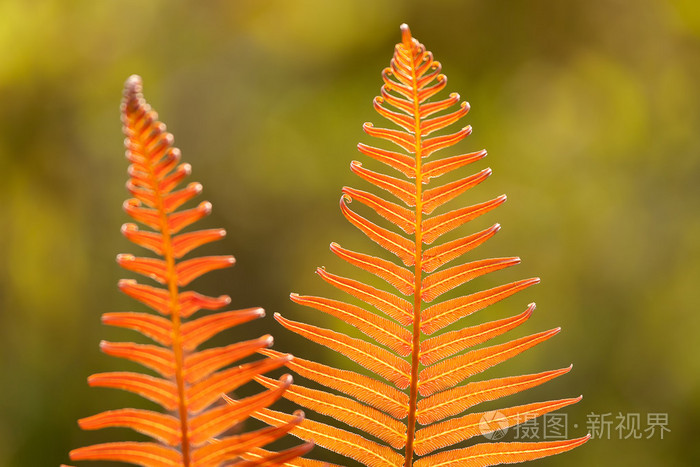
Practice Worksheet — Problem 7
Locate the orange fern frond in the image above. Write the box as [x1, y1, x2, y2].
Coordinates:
[69, 75, 312, 466]
[263, 25, 588, 466]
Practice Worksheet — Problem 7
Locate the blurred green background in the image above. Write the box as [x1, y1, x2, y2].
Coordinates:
[1, 0, 699, 465]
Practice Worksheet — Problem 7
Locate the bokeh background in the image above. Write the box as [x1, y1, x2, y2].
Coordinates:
[1, 0, 699, 465]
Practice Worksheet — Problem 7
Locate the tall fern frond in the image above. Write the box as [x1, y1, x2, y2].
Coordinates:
[69, 75, 313, 466]
[258, 25, 589, 466]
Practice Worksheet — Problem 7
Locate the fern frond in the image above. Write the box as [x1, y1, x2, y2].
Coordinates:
[70, 75, 312, 466]
[256, 408, 404, 467]
[412, 436, 591, 466]
[264, 25, 587, 465]
[416, 366, 574, 425]
[260, 349, 409, 419]
[238, 446, 334, 467]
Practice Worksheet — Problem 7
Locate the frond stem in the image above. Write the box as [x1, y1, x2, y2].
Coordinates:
[146, 149, 191, 465]
[404, 29, 423, 467]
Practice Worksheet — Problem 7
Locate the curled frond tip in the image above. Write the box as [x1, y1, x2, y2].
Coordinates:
[400, 23, 413, 49]
[124, 74, 143, 96]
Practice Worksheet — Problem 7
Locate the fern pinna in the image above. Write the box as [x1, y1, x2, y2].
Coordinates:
[255, 25, 589, 466]
[69, 75, 312, 467]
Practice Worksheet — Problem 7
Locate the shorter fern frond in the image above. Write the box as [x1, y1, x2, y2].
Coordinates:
[69, 75, 312, 466]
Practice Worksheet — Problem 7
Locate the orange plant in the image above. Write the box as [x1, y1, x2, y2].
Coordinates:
[254, 24, 589, 466]
[66, 23, 589, 467]
[68, 76, 312, 466]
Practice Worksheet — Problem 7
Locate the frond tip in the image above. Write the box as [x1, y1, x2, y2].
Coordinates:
[263, 25, 587, 466]
[69, 75, 309, 466]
